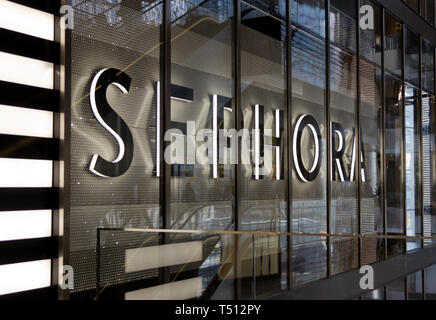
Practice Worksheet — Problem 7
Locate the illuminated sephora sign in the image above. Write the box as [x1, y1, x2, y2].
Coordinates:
[88, 68, 366, 183]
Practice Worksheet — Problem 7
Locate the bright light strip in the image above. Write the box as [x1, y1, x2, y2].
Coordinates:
[0, 52, 53, 89]
[350, 135, 357, 182]
[0, 158, 52, 188]
[156, 82, 160, 177]
[89, 69, 128, 178]
[170, 96, 193, 103]
[275, 109, 280, 180]
[0, 105, 53, 138]
[0, 210, 51, 241]
[212, 95, 218, 179]
[254, 104, 260, 180]
[0, 0, 54, 41]
[361, 152, 366, 182]
[0, 260, 51, 296]
[125, 277, 202, 300]
[293, 115, 320, 183]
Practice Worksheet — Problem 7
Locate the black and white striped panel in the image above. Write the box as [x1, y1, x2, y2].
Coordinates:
[0, 0, 60, 299]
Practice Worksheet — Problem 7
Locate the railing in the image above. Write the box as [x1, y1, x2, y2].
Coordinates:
[95, 228, 436, 300]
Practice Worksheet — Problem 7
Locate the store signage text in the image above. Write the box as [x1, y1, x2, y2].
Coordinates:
[88, 68, 366, 183]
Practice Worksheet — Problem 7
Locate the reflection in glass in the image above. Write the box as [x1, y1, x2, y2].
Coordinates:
[407, 270, 423, 300]
[423, 93, 436, 245]
[422, 40, 435, 94]
[291, 0, 326, 38]
[405, 84, 421, 251]
[360, 60, 384, 263]
[69, 0, 163, 292]
[385, 74, 405, 257]
[384, 14, 402, 78]
[421, 0, 435, 26]
[170, 0, 234, 227]
[239, 0, 287, 298]
[387, 278, 406, 300]
[405, 29, 420, 87]
[330, 41, 358, 275]
[291, 26, 327, 286]
[359, 0, 381, 66]
[170, 0, 235, 297]
[425, 264, 436, 300]
[329, 0, 356, 52]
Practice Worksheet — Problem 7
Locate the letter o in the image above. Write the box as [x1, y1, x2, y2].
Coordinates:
[293, 114, 322, 182]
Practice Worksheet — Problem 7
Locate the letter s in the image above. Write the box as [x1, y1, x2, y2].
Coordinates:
[89, 68, 133, 178]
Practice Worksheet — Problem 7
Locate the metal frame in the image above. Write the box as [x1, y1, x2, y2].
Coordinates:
[356, 0, 363, 269]
[325, 0, 332, 278]
[286, 0, 293, 292]
[234, 0, 242, 300]
[381, 7, 389, 262]
[402, 19, 407, 257]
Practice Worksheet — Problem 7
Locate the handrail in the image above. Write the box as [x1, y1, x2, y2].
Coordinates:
[97, 227, 436, 241]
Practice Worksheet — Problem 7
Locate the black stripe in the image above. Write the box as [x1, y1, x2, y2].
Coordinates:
[0, 237, 58, 265]
[0, 28, 59, 63]
[7, 0, 60, 15]
[0, 81, 59, 112]
[0, 188, 59, 211]
[0, 135, 59, 160]
[0, 286, 57, 300]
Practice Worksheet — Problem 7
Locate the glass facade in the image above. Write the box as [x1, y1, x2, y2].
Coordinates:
[62, 0, 436, 298]
[3, 0, 436, 301]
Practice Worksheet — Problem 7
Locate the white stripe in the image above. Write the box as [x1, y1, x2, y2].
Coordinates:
[125, 277, 202, 300]
[125, 241, 203, 273]
[0, 158, 52, 187]
[0, 105, 53, 138]
[0, 210, 52, 241]
[0, 260, 51, 295]
[0, 0, 54, 41]
[0, 52, 53, 89]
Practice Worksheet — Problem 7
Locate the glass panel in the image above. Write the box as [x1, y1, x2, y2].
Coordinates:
[405, 84, 421, 251]
[431, 95, 436, 244]
[291, 0, 326, 38]
[291, 26, 327, 286]
[329, 43, 358, 275]
[405, 29, 420, 88]
[359, 0, 382, 66]
[384, 13, 403, 78]
[407, 270, 423, 300]
[425, 264, 436, 300]
[239, 0, 287, 298]
[170, 0, 235, 230]
[69, 0, 162, 293]
[385, 73, 405, 257]
[329, 0, 356, 52]
[422, 92, 435, 246]
[360, 60, 384, 263]
[422, 40, 435, 94]
[421, 0, 435, 26]
[387, 278, 406, 300]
